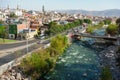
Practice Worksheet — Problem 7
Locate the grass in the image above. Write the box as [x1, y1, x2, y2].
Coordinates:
[0, 38, 17, 44]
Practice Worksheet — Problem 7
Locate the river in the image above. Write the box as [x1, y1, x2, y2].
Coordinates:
[45, 41, 101, 80]
[44, 28, 106, 80]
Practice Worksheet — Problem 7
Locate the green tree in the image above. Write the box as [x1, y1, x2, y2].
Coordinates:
[103, 19, 111, 25]
[86, 26, 94, 33]
[106, 24, 118, 36]
[74, 20, 80, 26]
[9, 12, 17, 18]
[116, 18, 120, 34]
[0, 26, 7, 42]
[64, 24, 69, 30]
[99, 21, 104, 27]
[20, 35, 68, 79]
[48, 21, 57, 29]
[86, 23, 103, 33]
[0, 20, 3, 24]
[79, 19, 83, 25]
[48, 21, 57, 34]
[116, 18, 120, 25]
[100, 66, 113, 80]
[48, 20, 83, 35]
[50, 35, 68, 54]
[83, 19, 92, 24]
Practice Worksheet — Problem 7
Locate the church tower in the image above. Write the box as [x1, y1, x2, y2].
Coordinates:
[17, 4, 19, 10]
[42, 5, 45, 13]
[7, 4, 9, 10]
[42, 5, 45, 24]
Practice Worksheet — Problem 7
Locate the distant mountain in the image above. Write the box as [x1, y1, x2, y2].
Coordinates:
[57, 9, 120, 17]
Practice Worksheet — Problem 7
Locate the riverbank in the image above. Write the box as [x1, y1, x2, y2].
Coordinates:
[0, 35, 69, 80]
[44, 41, 101, 80]
[0, 66, 30, 80]
[0, 35, 120, 80]
[98, 45, 120, 80]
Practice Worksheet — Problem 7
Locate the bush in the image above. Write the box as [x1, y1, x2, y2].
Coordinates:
[86, 26, 94, 33]
[48, 20, 84, 35]
[100, 66, 113, 80]
[20, 35, 68, 79]
[86, 23, 103, 33]
[106, 24, 118, 36]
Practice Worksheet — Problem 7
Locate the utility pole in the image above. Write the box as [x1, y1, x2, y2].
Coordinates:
[26, 20, 29, 53]
[42, 5, 45, 24]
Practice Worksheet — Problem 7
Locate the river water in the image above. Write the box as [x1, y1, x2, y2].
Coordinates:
[45, 41, 101, 80]
[45, 29, 106, 80]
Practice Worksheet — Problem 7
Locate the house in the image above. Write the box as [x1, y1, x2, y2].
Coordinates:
[30, 20, 40, 30]
[40, 25, 48, 36]
[9, 23, 27, 39]
[20, 29, 37, 39]
[9, 23, 38, 40]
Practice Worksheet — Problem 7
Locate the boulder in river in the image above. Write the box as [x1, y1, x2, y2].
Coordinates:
[82, 73, 87, 77]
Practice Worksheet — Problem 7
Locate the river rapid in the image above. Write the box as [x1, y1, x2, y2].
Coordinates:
[45, 41, 101, 80]
[44, 29, 107, 80]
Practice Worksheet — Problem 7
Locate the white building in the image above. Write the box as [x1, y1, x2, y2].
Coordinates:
[15, 10, 23, 16]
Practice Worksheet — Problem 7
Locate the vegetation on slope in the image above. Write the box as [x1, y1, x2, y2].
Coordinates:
[106, 24, 118, 36]
[20, 35, 69, 80]
[100, 66, 113, 80]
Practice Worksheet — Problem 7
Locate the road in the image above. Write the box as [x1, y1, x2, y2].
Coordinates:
[0, 40, 49, 66]
[0, 39, 38, 50]
[0, 33, 66, 66]
[0, 26, 82, 51]
[0, 26, 82, 66]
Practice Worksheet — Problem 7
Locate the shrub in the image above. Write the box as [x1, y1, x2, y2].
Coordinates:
[100, 66, 113, 80]
[20, 35, 68, 79]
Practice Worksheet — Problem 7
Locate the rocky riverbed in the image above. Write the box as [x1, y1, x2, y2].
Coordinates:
[0, 66, 30, 80]
[99, 46, 120, 80]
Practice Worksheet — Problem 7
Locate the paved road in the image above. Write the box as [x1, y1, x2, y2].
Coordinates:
[0, 39, 38, 50]
[0, 26, 81, 51]
[0, 42, 48, 66]
[0, 26, 82, 66]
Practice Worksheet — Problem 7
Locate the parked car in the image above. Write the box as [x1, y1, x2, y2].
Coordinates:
[38, 35, 45, 40]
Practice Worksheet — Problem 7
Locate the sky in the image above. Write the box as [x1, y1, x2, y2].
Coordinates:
[0, 0, 120, 11]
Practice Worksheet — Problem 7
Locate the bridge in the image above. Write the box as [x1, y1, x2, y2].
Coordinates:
[74, 33, 118, 41]
[71, 28, 117, 41]
[70, 28, 120, 45]
[71, 33, 120, 45]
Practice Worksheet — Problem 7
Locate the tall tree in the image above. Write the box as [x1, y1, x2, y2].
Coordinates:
[83, 19, 92, 24]
[99, 21, 104, 27]
[103, 19, 111, 25]
[0, 26, 7, 42]
[116, 18, 120, 34]
[106, 24, 118, 36]
[9, 12, 17, 18]
[79, 19, 83, 25]
[116, 18, 120, 25]
[0, 20, 3, 24]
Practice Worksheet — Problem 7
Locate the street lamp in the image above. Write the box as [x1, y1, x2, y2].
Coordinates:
[26, 32, 28, 53]
[26, 20, 29, 53]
